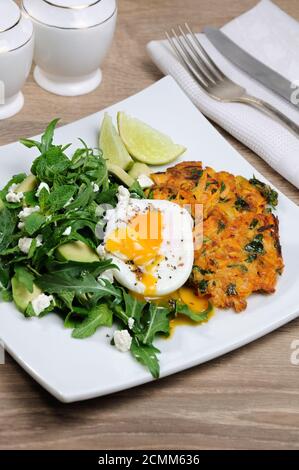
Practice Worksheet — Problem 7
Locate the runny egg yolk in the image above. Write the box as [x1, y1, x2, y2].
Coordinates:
[105, 209, 163, 295]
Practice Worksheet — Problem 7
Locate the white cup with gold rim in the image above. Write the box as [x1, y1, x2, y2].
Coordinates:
[0, 0, 34, 119]
[22, 0, 117, 96]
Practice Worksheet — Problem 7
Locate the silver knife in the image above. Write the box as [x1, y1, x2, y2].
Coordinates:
[204, 26, 299, 110]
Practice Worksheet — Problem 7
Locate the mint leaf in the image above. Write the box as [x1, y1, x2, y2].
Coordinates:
[0, 207, 17, 253]
[46, 184, 76, 212]
[131, 339, 160, 378]
[72, 303, 112, 339]
[24, 213, 46, 235]
[31, 147, 70, 182]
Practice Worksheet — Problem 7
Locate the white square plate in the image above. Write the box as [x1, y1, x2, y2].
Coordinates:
[0, 77, 299, 402]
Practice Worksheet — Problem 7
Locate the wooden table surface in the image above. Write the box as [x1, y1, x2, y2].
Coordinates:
[1, 0, 299, 450]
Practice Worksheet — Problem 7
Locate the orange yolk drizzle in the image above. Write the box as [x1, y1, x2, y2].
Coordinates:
[105, 209, 164, 295]
[131, 287, 213, 334]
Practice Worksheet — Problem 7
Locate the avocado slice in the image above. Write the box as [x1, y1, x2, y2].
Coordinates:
[107, 162, 134, 188]
[57, 241, 99, 263]
[17, 175, 37, 193]
[12, 276, 42, 313]
[128, 162, 151, 179]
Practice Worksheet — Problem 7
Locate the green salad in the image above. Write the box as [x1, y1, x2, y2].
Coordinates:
[0, 120, 209, 378]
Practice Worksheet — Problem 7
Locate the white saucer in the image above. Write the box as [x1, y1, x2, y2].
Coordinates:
[0, 92, 24, 120]
[33, 66, 102, 97]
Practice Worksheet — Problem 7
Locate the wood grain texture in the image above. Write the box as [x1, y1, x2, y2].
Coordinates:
[1, 0, 299, 450]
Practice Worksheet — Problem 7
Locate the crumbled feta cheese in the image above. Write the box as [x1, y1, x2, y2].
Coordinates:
[118, 185, 130, 204]
[104, 185, 134, 230]
[64, 197, 74, 208]
[31, 294, 53, 316]
[36, 182, 50, 197]
[18, 222, 25, 230]
[96, 244, 106, 258]
[128, 317, 135, 330]
[6, 191, 24, 203]
[36, 235, 43, 247]
[18, 205, 40, 221]
[63, 226, 72, 236]
[92, 182, 99, 193]
[137, 174, 154, 189]
[113, 330, 132, 352]
[18, 237, 33, 254]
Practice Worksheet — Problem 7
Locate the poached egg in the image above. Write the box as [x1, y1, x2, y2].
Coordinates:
[99, 186, 194, 297]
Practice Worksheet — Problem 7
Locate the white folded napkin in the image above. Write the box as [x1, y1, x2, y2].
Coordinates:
[147, 0, 299, 189]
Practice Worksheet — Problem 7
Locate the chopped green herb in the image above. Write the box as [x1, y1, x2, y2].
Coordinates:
[226, 283, 237, 296]
[235, 196, 250, 211]
[198, 279, 208, 294]
[249, 218, 259, 229]
[249, 176, 278, 209]
[217, 220, 226, 233]
[244, 233, 264, 262]
[228, 264, 248, 272]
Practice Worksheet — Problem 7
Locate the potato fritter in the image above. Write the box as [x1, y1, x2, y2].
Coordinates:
[148, 162, 283, 312]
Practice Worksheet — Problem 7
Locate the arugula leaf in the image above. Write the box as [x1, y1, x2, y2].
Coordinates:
[72, 303, 112, 339]
[24, 213, 46, 235]
[57, 291, 75, 310]
[175, 301, 211, 322]
[20, 119, 60, 153]
[129, 181, 145, 199]
[64, 184, 93, 212]
[131, 339, 160, 379]
[138, 304, 170, 345]
[45, 259, 116, 278]
[41, 119, 60, 152]
[36, 271, 122, 303]
[14, 266, 35, 293]
[123, 290, 146, 324]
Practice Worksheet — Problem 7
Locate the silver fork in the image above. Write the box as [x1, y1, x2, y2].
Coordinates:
[166, 24, 299, 137]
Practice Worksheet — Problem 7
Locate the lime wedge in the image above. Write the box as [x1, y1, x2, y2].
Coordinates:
[99, 113, 133, 170]
[117, 112, 186, 165]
